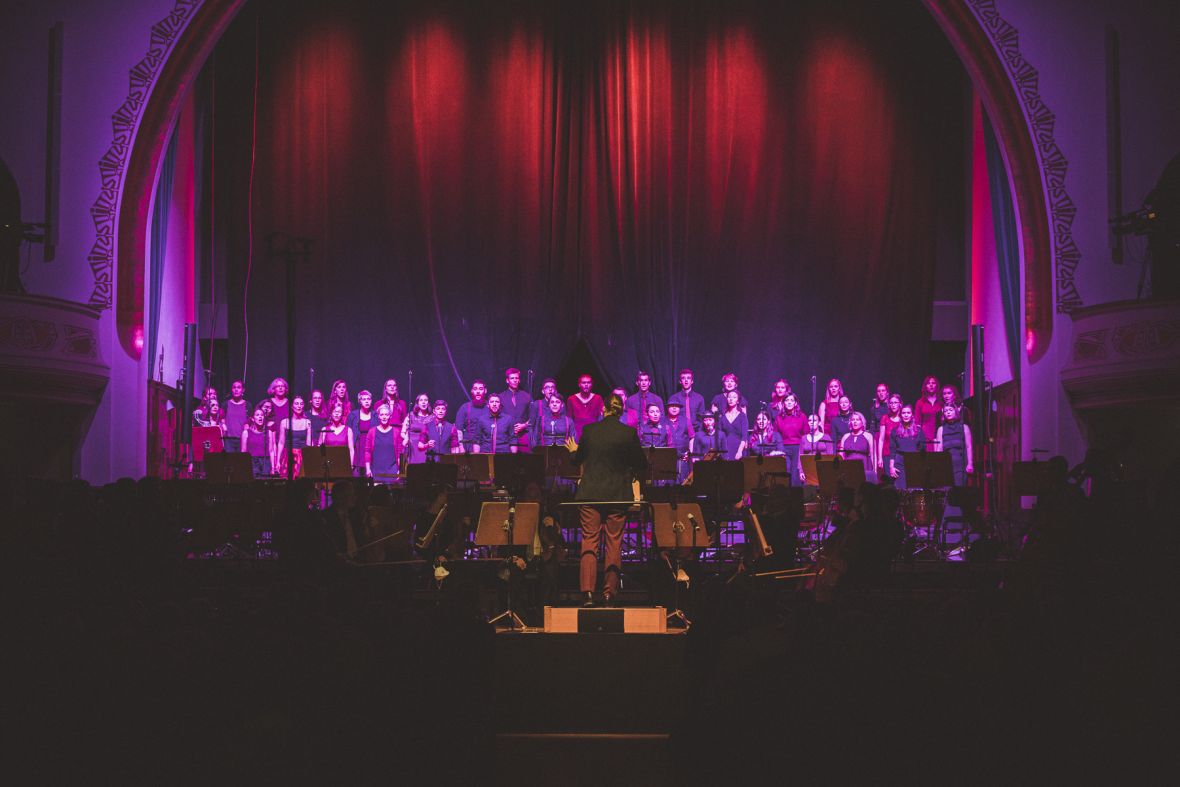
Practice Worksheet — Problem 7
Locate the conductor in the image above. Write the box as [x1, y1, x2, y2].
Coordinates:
[565, 393, 647, 607]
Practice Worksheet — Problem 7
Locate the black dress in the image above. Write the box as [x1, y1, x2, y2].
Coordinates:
[888, 427, 926, 490]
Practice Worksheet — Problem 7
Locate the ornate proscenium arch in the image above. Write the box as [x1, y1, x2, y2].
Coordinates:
[105, 0, 246, 360]
[922, 0, 1066, 362]
[108, 0, 1063, 363]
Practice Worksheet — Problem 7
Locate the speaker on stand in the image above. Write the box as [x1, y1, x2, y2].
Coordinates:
[175, 322, 197, 478]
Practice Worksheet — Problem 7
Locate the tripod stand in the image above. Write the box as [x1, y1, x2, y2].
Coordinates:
[475, 500, 539, 630]
[651, 502, 708, 629]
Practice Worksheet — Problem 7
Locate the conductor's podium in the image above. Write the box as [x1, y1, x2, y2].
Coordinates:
[543, 606, 668, 634]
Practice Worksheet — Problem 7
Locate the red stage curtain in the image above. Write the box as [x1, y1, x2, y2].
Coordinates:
[209, 0, 965, 407]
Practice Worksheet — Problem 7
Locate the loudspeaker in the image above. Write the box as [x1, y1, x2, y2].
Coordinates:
[179, 322, 197, 443]
[970, 324, 986, 429]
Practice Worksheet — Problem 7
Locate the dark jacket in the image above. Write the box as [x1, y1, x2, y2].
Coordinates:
[572, 415, 647, 502]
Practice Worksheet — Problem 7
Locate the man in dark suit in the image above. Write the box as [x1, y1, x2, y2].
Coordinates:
[565, 394, 648, 606]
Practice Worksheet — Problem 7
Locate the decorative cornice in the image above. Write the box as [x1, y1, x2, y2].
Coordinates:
[88, 0, 202, 310]
[966, 0, 1081, 313]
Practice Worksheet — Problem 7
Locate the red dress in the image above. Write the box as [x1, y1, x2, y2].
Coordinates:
[774, 411, 808, 445]
[914, 397, 940, 443]
[879, 416, 901, 460]
[820, 396, 840, 436]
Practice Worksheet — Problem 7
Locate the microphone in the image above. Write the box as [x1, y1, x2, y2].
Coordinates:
[687, 512, 699, 530]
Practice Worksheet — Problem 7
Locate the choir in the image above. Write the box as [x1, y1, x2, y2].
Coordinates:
[190, 367, 974, 486]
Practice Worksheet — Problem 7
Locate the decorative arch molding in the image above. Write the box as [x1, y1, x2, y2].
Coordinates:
[102, 0, 1064, 361]
[966, 0, 1080, 315]
[94, 0, 245, 359]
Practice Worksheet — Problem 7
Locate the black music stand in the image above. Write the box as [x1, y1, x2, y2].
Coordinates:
[689, 459, 744, 555]
[650, 502, 710, 628]
[645, 447, 680, 485]
[475, 501, 540, 629]
[442, 453, 492, 489]
[799, 453, 833, 487]
[298, 445, 352, 482]
[533, 445, 580, 478]
[901, 452, 954, 490]
[204, 452, 253, 484]
[492, 452, 545, 495]
[901, 451, 955, 555]
[691, 459, 744, 506]
[816, 457, 866, 496]
[405, 461, 459, 498]
[742, 455, 789, 491]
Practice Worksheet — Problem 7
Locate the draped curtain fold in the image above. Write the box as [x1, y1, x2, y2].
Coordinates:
[983, 111, 1022, 376]
[148, 130, 178, 377]
[211, 0, 965, 407]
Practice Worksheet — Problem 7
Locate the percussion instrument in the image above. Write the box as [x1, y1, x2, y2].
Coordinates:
[901, 489, 945, 527]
